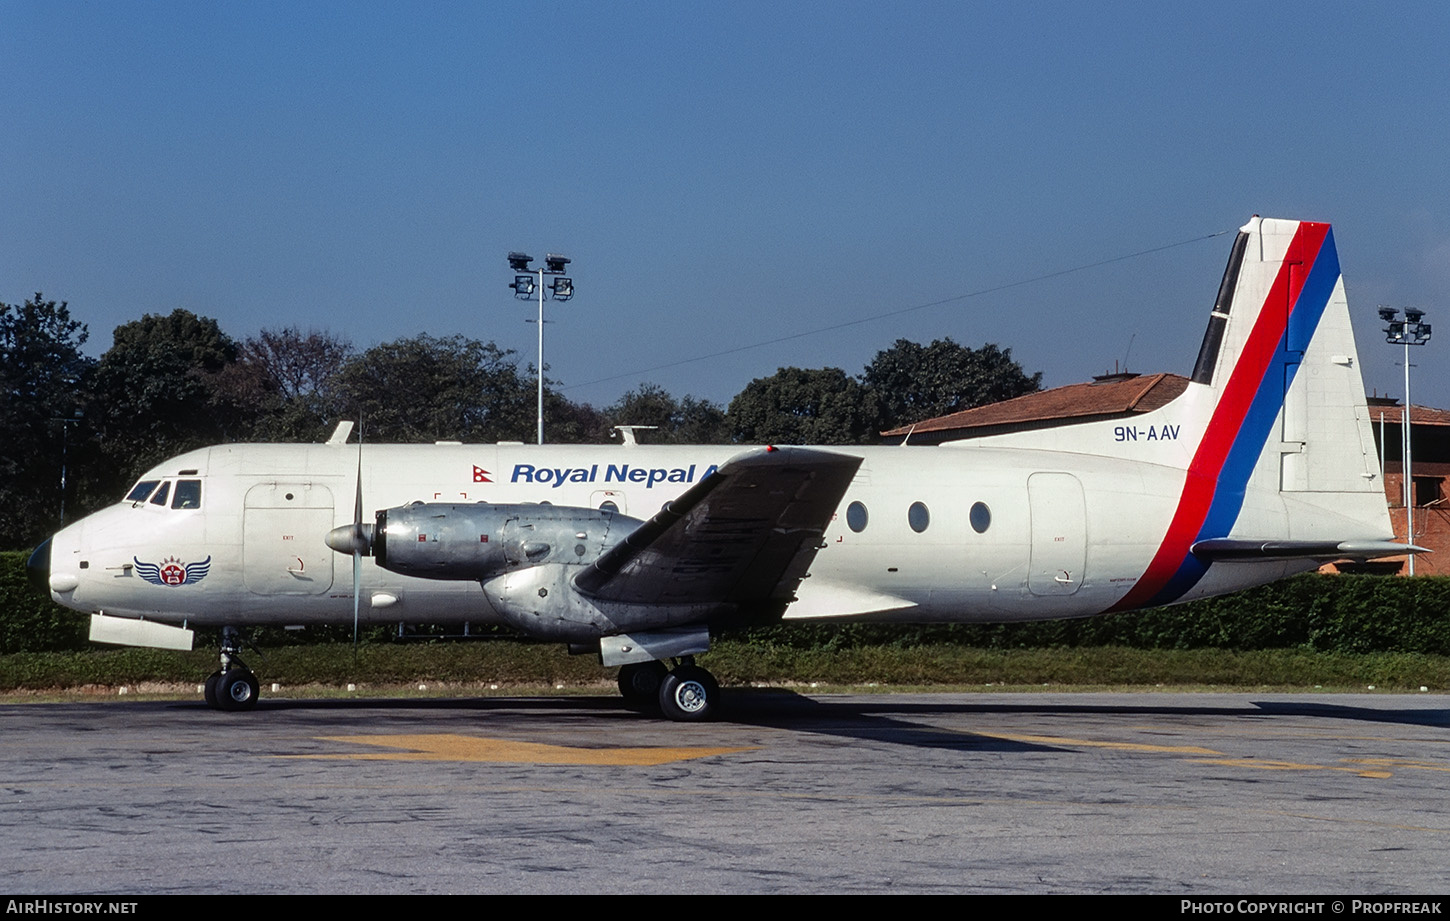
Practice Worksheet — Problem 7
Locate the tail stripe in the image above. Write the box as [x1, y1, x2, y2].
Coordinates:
[1110, 222, 1337, 610]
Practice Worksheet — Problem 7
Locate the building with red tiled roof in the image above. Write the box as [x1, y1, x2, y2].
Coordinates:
[879, 372, 1189, 445]
[1364, 397, 1450, 575]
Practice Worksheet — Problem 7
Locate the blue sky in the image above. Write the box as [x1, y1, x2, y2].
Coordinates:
[5, 1, 1448, 413]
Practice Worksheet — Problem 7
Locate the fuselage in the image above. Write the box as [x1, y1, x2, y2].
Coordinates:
[41, 430, 1318, 632]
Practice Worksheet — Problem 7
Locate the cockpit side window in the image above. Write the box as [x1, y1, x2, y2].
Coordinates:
[149, 481, 171, 507]
[125, 480, 160, 504]
[171, 479, 202, 509]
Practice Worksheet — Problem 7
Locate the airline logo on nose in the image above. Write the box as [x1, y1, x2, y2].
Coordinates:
[134, 556, 212, 587]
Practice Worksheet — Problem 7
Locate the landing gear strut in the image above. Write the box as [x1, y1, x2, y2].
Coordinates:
[205, 627, 260, 712]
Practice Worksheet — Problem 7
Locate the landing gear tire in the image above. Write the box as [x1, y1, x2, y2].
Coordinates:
[618, 661, 668, 707]
[216, 669, 260, 712]
[658, 665, 720, 722]
[203, 671, 222, 709]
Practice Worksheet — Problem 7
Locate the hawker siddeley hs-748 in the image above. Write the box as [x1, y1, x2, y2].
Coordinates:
[27, 217, 1419, 720]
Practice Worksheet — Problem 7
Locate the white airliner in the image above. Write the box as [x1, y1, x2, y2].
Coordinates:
[28, 217, 1418, 720]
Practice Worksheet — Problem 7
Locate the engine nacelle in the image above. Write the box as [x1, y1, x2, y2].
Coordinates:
[371, 502, 642, 581]
[480, 562, 728, 644]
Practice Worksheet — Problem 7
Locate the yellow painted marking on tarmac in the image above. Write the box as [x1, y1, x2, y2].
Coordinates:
[1343, 758, 1450, 774]
[971, 730, 1222, 755]
[1188, 758, 1393, 778]
[288, 734, 757, 765]
[975, 731, 1410, 778]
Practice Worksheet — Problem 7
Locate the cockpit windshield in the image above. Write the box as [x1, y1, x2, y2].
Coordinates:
[125, 478, 203, 509]
[125, 480, 160, 504]
[172, 479, 202, 509]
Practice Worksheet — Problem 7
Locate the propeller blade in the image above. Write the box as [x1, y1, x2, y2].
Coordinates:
[352, 420, 363, 659]
[353, 547, 361, 658]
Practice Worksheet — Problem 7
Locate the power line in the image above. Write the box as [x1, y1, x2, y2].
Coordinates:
[565, 228, 1234, 392]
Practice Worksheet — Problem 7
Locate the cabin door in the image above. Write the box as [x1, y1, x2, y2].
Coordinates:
[1027, 473, 1086, 596]
[242, 483, 336, 595]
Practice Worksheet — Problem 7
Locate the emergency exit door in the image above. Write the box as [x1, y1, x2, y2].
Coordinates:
[243, 483, 335, 595]
[1027, 472, 1086, 596]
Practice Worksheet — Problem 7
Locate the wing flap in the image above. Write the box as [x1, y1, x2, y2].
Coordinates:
[574, 447, 862, 608]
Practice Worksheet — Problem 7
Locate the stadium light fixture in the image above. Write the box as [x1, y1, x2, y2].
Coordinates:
[507, 250, 577, 444]
[1380, 306, 1432, 573]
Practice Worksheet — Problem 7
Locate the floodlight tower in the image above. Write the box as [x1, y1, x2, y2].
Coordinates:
[1380, 306, 1432, 574]
[508, 251, 575, 445]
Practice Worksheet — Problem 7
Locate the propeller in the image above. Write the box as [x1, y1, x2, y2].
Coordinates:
[351, 433, 362, 656]
[323, 420, 372, 658]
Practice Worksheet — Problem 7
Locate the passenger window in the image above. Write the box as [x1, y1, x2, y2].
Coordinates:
[171, 479, 202, 509]
[125, 480, 160, 504]
[908, 501, 930, 533]
[970, 502, 992, 534]
[149, 481, 171, 507]
[846, 501, 868, 532]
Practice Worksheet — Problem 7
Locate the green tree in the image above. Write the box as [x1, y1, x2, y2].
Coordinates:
[0, 294, 93, 548]
[220, 326, 354, 442]
[541, 390, 613, 445]
[333, 335, 535, 443]
[862, 338, 1041, 431]
[606, 383, 731, 444]
[726, 367, 879, 445]
[89, 309, 241, 490]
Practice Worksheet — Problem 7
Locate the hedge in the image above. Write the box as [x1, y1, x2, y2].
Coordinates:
[4, 550, 1448, 656]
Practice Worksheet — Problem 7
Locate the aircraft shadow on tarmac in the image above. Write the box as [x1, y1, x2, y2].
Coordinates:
[722, 692, 1450, 747]
[161, 690, 1052, 753]
[155, 687, 1450, 753]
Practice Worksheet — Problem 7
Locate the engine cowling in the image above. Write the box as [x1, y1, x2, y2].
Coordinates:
[370, 502, 643, 581]
[345, 501, 709, 643]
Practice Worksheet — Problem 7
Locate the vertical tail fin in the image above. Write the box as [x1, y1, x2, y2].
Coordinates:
[1193, 216, 1381, 511]
[1113, 217, 1393, 610]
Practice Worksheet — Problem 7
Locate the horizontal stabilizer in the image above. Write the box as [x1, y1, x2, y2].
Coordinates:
[1190, 538, 1426, 562]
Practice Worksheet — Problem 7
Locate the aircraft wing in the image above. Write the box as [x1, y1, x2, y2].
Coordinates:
[573, 446, 862, 611]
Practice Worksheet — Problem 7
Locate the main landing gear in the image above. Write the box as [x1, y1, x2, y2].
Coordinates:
[203, 627, 260, 712]
[618, 657, 721, 722]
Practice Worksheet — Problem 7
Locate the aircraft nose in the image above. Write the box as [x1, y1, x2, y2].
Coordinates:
[26, 538, 52, 594]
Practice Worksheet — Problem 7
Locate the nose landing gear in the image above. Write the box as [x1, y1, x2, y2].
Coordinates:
[204, 627, 260, 712]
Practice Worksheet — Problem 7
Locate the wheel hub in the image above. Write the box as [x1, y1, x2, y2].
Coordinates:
[672, 680, 708, 713]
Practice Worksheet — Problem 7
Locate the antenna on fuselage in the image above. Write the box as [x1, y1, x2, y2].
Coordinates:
[326, 421, 355, 445]
[613, 425, 658, 446]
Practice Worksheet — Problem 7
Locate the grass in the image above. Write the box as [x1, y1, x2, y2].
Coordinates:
[3, 639, 1448, 702]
